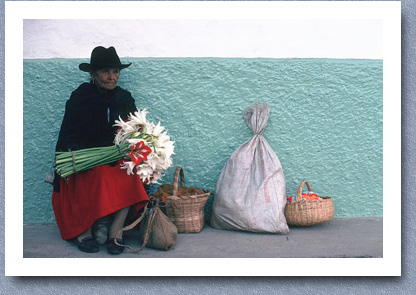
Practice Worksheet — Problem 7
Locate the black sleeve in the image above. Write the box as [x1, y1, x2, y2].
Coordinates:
[109, 88, 138, 123]
[55, 89, 95, 151]
[126, 95, 137, 116]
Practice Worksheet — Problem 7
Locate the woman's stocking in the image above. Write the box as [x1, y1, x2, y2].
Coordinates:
[77, 227, 92, 242]
[109, 207, 130, 240]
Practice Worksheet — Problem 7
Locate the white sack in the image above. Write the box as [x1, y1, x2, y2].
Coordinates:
[210, 102, 289, 234]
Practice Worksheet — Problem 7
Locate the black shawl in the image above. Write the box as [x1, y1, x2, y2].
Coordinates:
[56, 82, 137, 152]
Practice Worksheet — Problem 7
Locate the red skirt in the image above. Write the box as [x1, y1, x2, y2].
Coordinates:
[52, 161, 149, 240]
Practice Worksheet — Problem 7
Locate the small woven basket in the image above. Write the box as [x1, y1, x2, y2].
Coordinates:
[161, 167, 211, 233]
[284, 180, 334, 226]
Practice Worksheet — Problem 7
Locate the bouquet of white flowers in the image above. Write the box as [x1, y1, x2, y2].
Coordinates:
[55, 108, 175, 184]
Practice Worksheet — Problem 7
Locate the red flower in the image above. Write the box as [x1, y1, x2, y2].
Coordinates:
[128, 141, 152, 165]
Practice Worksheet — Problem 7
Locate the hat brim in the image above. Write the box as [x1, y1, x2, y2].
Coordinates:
[79, 63, 132, 72]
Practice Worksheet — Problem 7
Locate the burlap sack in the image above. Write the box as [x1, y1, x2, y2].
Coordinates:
[210, 102, 289, 234]
[116, 201, 178, 253]
[138, 207, 178, 251]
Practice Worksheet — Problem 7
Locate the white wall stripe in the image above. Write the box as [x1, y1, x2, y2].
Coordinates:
[23, 19, 382, 59]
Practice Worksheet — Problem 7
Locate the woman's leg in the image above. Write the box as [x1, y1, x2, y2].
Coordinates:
[92, 215, 112, 245]
[107, 206, 130, 254]
[77, 227, 92, 241]
[109, 207, 130, 240]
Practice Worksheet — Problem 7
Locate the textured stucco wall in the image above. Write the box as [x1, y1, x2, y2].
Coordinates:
[23, 57, 382, 223]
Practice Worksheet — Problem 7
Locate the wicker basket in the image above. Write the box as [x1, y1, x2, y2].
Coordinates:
[160, 167, 211, 233]
[284, 180, 334, 226]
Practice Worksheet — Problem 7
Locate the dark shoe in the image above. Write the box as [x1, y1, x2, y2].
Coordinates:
[107, 238, 125, 255]
[73, 236, 99, 253]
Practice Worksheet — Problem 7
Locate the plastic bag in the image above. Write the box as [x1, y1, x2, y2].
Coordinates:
[210, 102, 289, 234]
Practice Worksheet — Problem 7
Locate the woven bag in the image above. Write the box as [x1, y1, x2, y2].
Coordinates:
[115, 198, 178, 253]
[137, 204, 178, 251]
[284, 180, 334, 226]
[161, 167, 211, 233]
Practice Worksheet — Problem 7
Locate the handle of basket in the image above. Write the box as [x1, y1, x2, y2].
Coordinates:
[296, 180, 313, 200]
[172, 166, 185, 197]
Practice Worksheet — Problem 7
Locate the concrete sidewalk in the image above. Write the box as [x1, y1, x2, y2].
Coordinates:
[23, 218, 382, 258]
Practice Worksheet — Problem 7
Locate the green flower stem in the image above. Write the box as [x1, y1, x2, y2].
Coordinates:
[55, 143, 130, 177]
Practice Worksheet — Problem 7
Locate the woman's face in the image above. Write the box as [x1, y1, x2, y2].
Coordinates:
[92, 68, 120, 92]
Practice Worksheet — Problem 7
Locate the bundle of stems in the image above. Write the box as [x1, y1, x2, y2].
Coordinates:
[55, 143, 130, 178]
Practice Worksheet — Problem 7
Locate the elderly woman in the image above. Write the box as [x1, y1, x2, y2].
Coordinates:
[52, 46, 149, 254]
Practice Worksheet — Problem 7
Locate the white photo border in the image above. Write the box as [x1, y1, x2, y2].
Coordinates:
[5, 1, 401, 276]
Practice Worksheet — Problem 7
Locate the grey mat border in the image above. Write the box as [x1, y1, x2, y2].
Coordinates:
[1, 0, 414, 294]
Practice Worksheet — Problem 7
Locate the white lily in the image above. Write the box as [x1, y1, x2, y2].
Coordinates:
[120, 161, 136, 175]
[162, 140, 175, 158]
[126, 138, 149, 146]
[131, 108, 148, 126]
[151, 121, 165, 137]
[114, 115, 134, 131]
[112, 108, 175, 183]
[114, 116, 136, 145]
[161, 156, 173, 168]
[136, 163, 154, 182]
[151, 172, 163, 183]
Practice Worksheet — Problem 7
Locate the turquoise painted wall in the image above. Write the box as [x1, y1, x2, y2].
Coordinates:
[23, 58, 383, 223]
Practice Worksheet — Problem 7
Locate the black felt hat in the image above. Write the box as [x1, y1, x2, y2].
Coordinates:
[79, 46, 132, 72]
